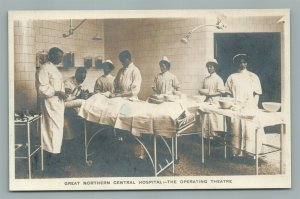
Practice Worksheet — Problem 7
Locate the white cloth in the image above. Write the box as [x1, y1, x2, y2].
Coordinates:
[201, 73, 226, 137]
[78, 94, 185, 137]
[152, 71, 180, 95]
[225, 69, 264, 155]
[36, 62, 65, 153]
[94, 74, 115, 93]
[114, 63, 142, 98]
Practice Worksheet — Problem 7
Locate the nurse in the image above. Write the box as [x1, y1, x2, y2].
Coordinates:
[200, 58, 226, 138]
[225, 54, 264, 157]
[152, 56, 180, 95]
[36, 47, 67, 170]
[94, 60, 115, 94]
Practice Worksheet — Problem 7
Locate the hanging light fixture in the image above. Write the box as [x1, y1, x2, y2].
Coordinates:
[181, 16, 227, 44]
[92, 19, 102, 41]
[62, 19, 87, 38]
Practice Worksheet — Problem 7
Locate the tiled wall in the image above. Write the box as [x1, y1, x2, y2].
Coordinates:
[14, 19, 104, 111]
[14, 20, 37, 111]
[14, 16, 284, 110]
[104, 16, 284, 101]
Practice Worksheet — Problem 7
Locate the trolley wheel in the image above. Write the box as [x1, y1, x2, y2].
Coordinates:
[86, 160, 93, 166]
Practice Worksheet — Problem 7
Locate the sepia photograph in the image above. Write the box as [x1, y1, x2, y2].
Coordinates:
[8, 9, 291, 190]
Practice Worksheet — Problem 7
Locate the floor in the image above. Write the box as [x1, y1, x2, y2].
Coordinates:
[15, 126, 283, 179]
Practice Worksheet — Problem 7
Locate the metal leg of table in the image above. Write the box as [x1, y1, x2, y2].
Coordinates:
[201, 129, 204, 164]
[175, 136, 178, 161]
[255, 128, 259, 175]
[154, 135, 157, 176]
[27, 121, 31, 179]
[38, 117, 44, 171]
[224, 139, 227, 159]
[208, 139, 211, 157]
[280, 123, 284, 174]
[84, 121, 89, 165]
[172, 137, 175, 173]
[208, 116, 211, 157]
[224, 116, 227, 159]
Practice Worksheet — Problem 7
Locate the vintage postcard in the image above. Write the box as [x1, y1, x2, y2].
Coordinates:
[9, 9, 291, 190]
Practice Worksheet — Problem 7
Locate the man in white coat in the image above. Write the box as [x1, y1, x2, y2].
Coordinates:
[110, 50, 145, 159]
[36, 47, 68, 173]
[110, 50, 142, 100]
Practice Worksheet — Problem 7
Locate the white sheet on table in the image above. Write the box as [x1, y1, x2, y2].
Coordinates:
[78, 93, 185, 137]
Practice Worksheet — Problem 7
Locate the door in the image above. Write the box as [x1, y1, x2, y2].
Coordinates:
[214, 33, 281, 106]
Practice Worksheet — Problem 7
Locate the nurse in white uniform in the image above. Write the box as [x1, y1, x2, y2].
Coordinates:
[36, 47, 67, 168]
[225, 54, 264, 157]
[152, 56, 180, 95]
[200, 58, 226, 138]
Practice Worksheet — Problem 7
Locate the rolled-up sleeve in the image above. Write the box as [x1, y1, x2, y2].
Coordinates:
[131, 68, 142, 96]
[38, 67, 55, 98]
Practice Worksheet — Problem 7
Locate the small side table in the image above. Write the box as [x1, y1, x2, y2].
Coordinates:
[15, 114, 43, 179]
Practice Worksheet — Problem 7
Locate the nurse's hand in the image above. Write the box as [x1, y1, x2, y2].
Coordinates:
[55, 91, 68, 101]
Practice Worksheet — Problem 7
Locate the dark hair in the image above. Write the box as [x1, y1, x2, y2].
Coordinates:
[119, 50, 131, 61]
[75, 67, 87, 76]
[233, 54, 249, 65]
[102, 62, 115, 71]
[159, 60, 171, 70]
[48, 47, 64, 65]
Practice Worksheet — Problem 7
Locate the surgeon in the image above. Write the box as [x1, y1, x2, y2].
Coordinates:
[110, 50, 142, 100]
[36, 47, 67, 173]
[110, 50, 144, 159]
[225, 54, 264, 158]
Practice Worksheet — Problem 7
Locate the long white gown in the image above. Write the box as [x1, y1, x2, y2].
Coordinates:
[225, 69, 264, 155]
[36, 62, 65, 153]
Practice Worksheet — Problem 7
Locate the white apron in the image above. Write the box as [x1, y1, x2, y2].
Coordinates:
[201, 73, 226, 137]
[37, 62, 65, 153]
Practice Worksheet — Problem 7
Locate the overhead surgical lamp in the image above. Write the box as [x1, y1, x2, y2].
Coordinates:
[181, 17, 227, 44]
